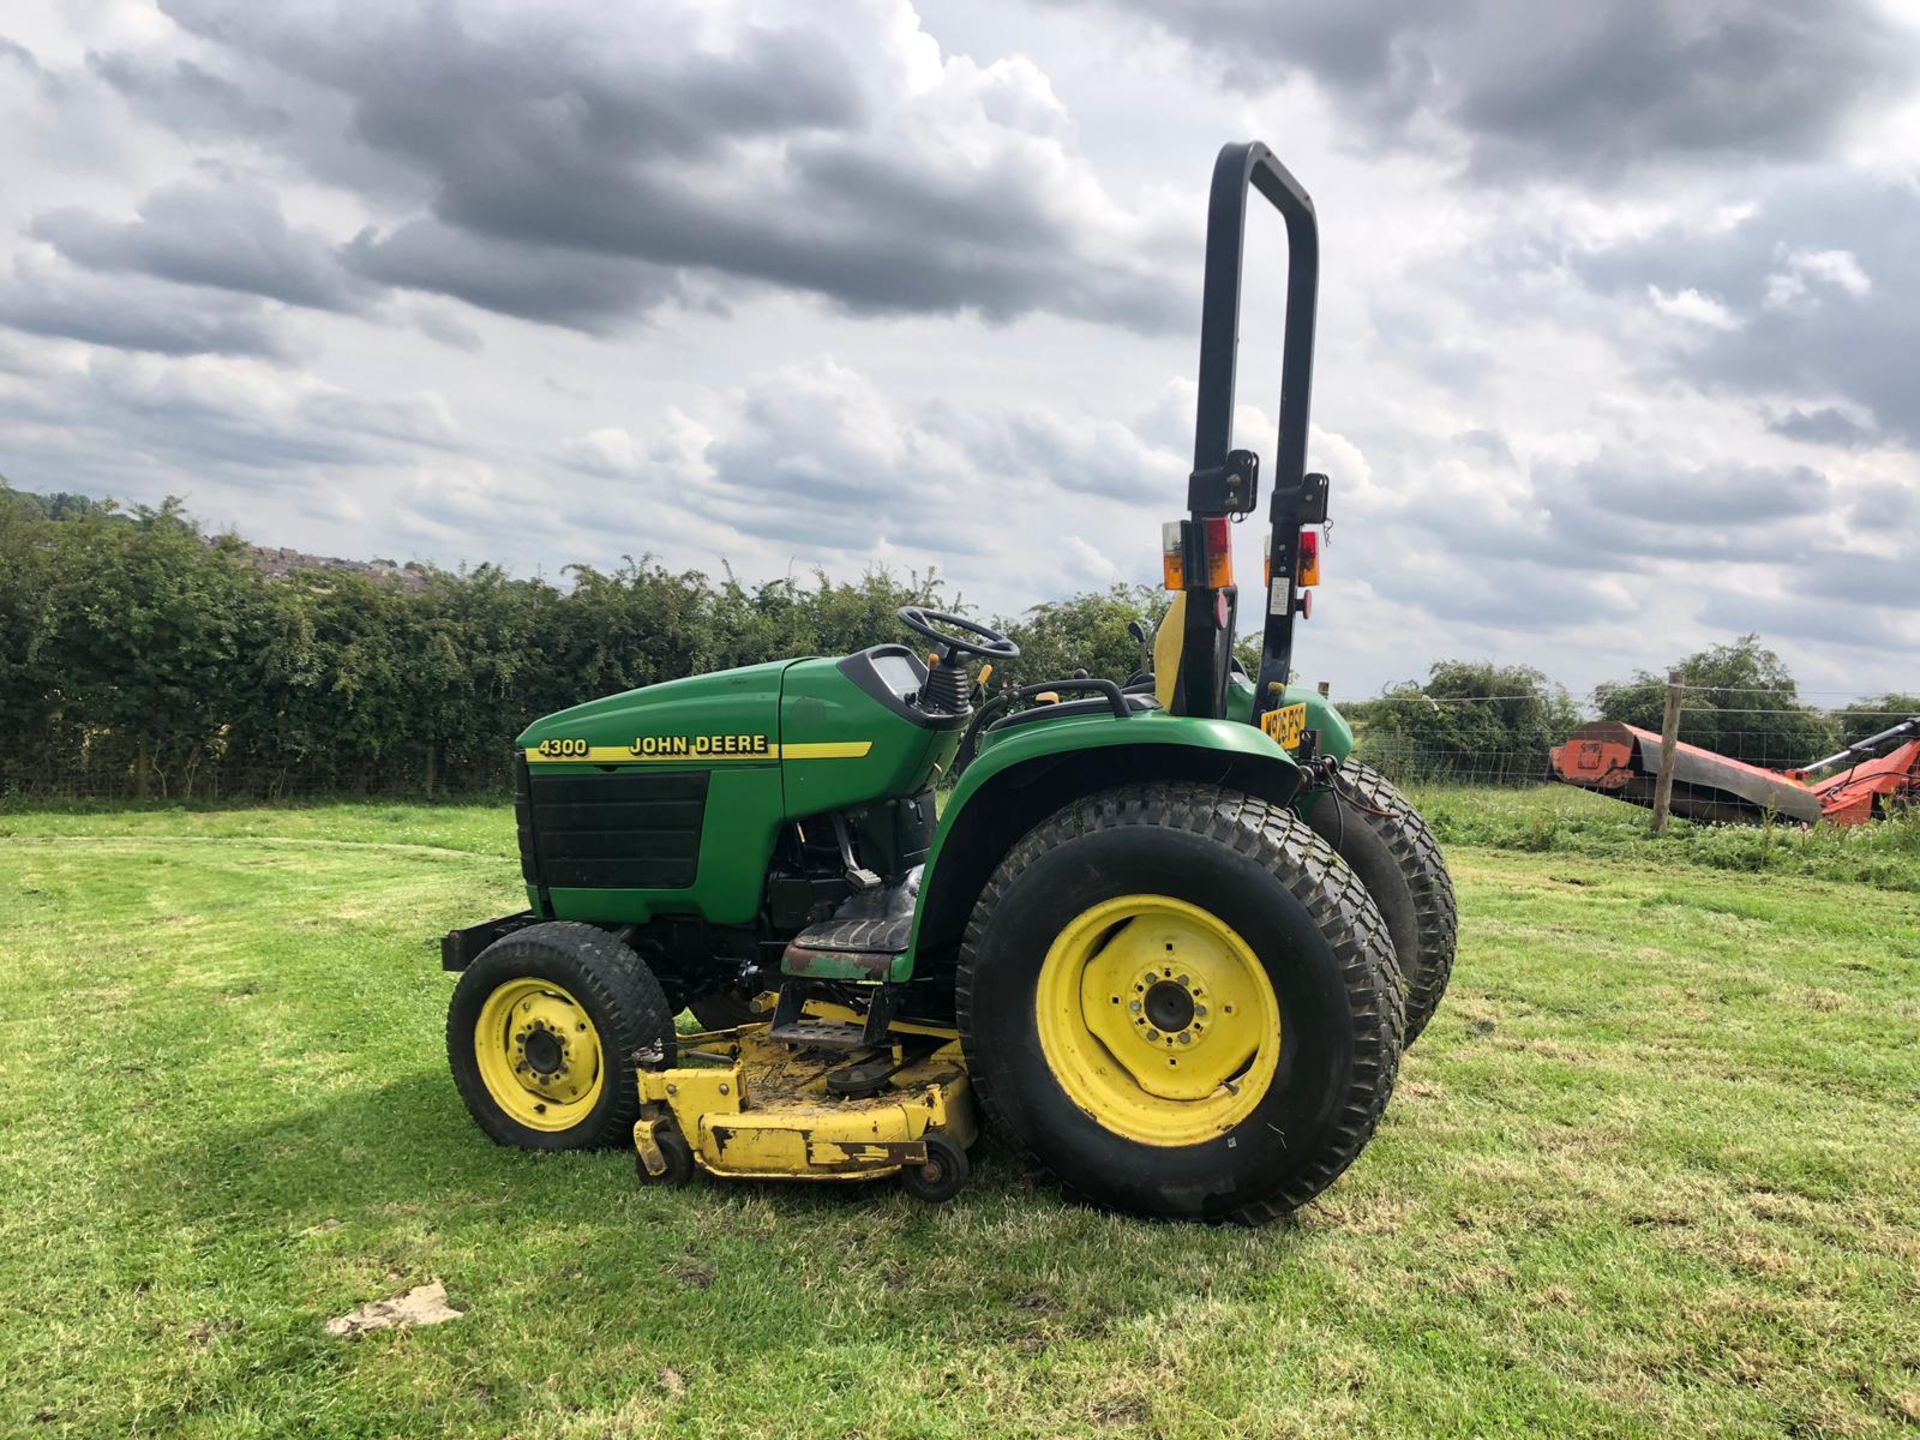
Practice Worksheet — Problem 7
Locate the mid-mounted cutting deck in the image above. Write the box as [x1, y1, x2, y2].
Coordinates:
[632, 1012, 978, 1201]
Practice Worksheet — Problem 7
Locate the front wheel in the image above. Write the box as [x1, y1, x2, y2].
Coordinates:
[448, 922, 676, 1150]
[957, 783, 1402, 1223]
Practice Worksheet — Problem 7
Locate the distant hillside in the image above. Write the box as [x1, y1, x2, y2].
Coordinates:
[240, 543, 431, 591]
[2, 485, 428, 591]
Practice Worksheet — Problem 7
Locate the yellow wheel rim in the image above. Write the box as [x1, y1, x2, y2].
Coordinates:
[472, 978, 605, 1132]
[1034, 894, 1280, 1147]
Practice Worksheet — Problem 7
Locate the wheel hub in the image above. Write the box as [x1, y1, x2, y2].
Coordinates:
[519, 1023, 565, 1077]
[1035, 894, 1282, 1145]
[1142, 979, 1197, 1035]
[473, 979, 605, 1132]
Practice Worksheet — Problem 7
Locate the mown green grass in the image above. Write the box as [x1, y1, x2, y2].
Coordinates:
[2, 795, 1916, 1438]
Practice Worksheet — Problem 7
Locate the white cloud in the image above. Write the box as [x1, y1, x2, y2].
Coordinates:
[1648, 284, 1743, 330]
[1062, 534, 1121, 584]
[1764, 245, 1874, 310]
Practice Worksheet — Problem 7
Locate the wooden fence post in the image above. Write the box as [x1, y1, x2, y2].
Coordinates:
[1650, 669, 1684, 835]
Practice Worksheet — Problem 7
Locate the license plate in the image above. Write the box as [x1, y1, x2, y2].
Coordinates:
[1260, 702, 1309, 750]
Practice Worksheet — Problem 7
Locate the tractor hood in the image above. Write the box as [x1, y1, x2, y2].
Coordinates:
[518, 661, 792, 760]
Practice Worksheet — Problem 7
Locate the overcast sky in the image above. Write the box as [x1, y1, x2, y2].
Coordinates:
[2, 0, 1916, 701]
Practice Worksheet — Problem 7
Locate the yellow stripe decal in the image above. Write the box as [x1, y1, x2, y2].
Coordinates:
[780, 742, 873, 760]
[524, 742, 872, 765]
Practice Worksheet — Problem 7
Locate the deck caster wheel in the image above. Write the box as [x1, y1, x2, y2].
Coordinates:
[901, 1134, 970, 1203]
[635, 1123, 695, 1187]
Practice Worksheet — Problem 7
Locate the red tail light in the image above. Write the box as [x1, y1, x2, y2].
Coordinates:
[1298, 528, 1321, 586]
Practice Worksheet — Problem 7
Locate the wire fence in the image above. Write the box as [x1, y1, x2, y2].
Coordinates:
[1355, 728, 1911, 790]
[1354, 692, 1919, 827]
[1, 752, 515, 806]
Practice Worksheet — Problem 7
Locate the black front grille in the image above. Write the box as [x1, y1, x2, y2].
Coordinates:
[517, 765, 709, 890]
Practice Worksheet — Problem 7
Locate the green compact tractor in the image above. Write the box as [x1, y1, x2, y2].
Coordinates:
[441, 142, 1455, 1222]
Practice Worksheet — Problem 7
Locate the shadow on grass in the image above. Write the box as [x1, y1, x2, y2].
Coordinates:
[118, 1067, 1305, 1355]
[119, 1067, 1018, 1230]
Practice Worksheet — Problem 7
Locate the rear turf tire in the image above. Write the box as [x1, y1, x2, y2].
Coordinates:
[448, 922, 676, 1150]
[957, 783, 1402, 1223]
[1305, 761, 1457, 1046]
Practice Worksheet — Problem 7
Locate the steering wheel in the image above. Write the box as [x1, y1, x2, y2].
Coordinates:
[896, 606, 1020, 661]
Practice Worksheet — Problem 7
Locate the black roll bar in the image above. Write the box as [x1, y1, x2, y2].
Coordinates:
[1191, 144, 1319, 491]
[1176, 142, 1321, 723]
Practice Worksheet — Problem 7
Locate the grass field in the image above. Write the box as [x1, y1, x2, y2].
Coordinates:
[2, 789, 1917, 1438]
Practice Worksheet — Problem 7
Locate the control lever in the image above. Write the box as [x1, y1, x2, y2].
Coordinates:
[830, 814, 881, 892]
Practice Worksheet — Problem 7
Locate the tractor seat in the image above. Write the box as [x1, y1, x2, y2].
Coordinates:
[987, 692, 1158, 734]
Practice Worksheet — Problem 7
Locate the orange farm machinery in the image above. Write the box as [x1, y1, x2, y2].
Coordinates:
[1550, 716, 1920, 827]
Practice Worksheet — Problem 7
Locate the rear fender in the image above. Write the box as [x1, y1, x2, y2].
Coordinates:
[1225, 674, 1351, 817]
[902, 713, 1302, 979]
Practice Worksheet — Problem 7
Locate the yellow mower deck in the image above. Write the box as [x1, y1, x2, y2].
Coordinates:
[635, 1023, 977, 1190]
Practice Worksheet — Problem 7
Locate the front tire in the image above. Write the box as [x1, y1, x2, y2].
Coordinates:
[957, 783, 1402, 1223]
[448, 922, 676, 1150]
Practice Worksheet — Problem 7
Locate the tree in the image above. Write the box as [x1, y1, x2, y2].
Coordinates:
[994, 584, 1167, 690]
[1593, 635, 1836, 769]
[1832, 694, 1920, 747]
[1364, 660, 1579, 782]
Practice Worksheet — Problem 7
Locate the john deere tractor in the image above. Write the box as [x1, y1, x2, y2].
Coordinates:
[440, 142, 1455, 1222]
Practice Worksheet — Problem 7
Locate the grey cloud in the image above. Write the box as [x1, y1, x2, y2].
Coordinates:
[342, 220, 684, 335]
[0, 353, 463, 484]
[1845, 482, 1913, 533]
[1768, 407, 1878, 448]
[1386, 453, 1836, 579]
[1371, 549, 1634, 632]
[943, 406, 1181, 504]
[1699, 588, 1920, 649]
[0, 261, 291, 358]
[1572, 179, 1920, 446]
[685, 361, 1182, 559]
[1049, 0, 1912, 181]
[32, 179, 367, 313]
[1798, 551, 1920, 612]
[87, 50, 290, 139]
[411, 305, 485, 353]
[1524, 457, 1835, 572]
[154, 0, 1186, 333]
[1553, 457, 1830, 528]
